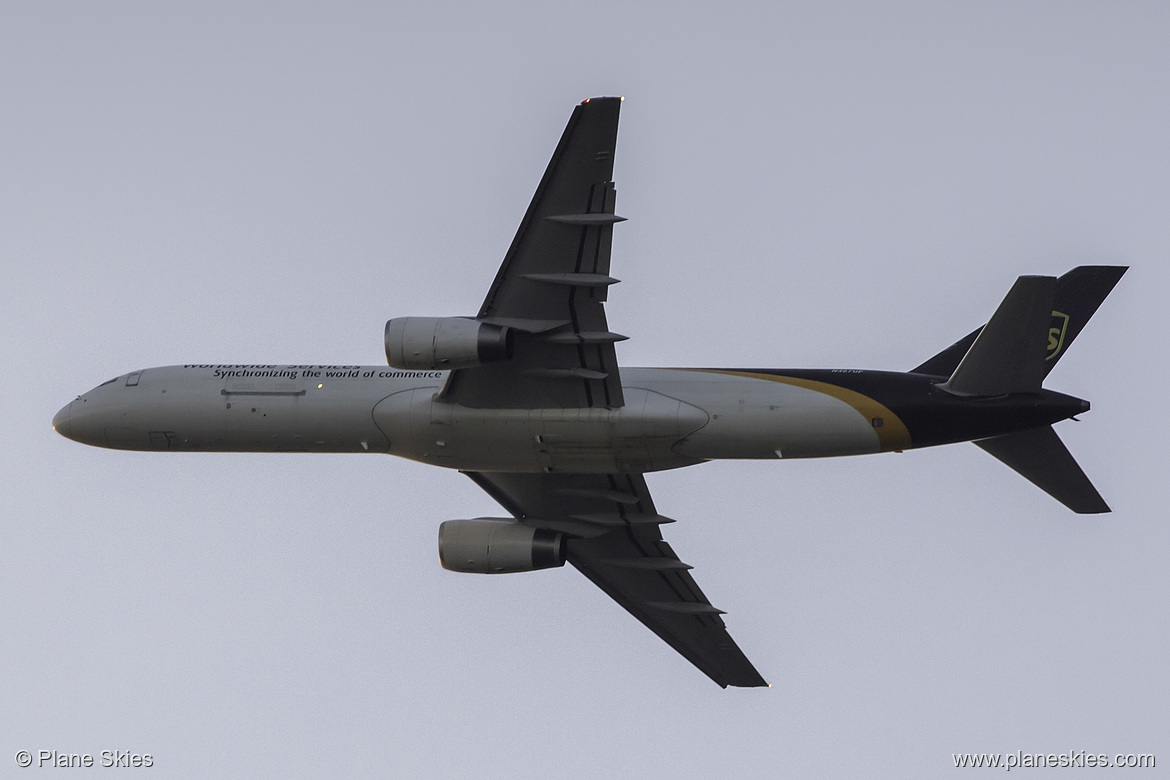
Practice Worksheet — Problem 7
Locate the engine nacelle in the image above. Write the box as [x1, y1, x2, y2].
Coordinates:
[385, 317, 512, 371]
[438, 518, 565, 574]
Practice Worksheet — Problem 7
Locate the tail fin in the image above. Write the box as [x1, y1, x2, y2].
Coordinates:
[938, 275, 1056, 396]
[918, 267, 1127, 513]
[913, 266, 1128, 377]
[974, 426, 1110, 514]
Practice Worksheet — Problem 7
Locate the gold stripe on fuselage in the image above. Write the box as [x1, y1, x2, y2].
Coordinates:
[684, 369, 913, 452]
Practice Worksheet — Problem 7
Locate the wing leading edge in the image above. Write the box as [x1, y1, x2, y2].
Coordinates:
[465, 471, 767, 688]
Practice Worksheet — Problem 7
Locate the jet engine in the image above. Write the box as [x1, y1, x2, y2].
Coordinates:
[385, 317, 513, 370]
[438, 518, 565, 574]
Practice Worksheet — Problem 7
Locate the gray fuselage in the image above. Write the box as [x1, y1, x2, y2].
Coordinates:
[52, 364, 1086, 474]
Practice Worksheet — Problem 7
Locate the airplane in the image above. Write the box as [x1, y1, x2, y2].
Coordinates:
[53, 97, 1126, 688]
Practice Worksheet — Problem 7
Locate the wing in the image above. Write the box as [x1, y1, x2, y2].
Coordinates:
[464, 470, 768, 688]
[441, 97, 627, 410]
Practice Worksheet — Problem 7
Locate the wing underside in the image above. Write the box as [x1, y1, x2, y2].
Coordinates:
[464, 470, 767, 688]
[445, 99, 765, 687]
[442, 97, 627, 410]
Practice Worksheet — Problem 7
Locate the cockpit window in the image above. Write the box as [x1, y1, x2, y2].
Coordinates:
[99, 378, 117, 387]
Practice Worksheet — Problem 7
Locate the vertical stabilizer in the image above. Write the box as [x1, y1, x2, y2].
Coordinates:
[939, 276, 1056, 396]
[913, 266, 1128, 377]
[974, 425, 1110, 514]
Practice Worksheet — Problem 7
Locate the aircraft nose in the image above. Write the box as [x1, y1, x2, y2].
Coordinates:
[52, 402, 73, 440]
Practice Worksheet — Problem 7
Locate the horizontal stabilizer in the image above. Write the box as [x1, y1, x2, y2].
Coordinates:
[939, 275, 1055, 396]
[974, 425, 1110, 514]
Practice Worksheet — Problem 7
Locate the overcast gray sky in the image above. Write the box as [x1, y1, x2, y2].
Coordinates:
[3, 2, 1167, 778]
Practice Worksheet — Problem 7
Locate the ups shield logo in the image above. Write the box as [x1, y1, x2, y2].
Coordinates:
[1047, 310, 1069, 361]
